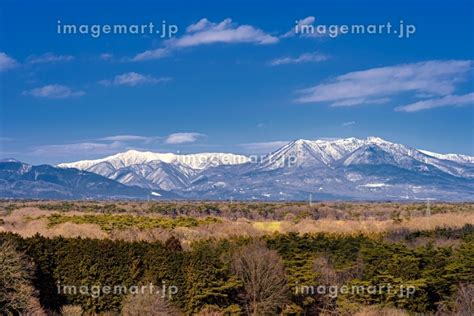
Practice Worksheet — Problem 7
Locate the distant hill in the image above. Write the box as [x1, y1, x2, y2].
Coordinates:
[0, 160, 177, 200]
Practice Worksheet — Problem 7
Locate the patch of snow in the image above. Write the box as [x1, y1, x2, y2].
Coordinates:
[419, 150, 474, 164]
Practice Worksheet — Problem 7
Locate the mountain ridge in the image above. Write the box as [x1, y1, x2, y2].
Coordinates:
[0, 161, 176, 200]
[58, 137, 474, 170]
[1, 137, 472, 201]
[47, 137, 474, 201]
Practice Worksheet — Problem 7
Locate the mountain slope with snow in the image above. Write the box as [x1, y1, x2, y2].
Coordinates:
[59, 150, 250, 170]
[54, 137, 474, 201]
[58, 150, 251, 190]
[185, 137, 473, 201]
[419, 150, 474, 164]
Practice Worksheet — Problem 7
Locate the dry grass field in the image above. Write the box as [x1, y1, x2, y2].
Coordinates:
[1, 201, 472, 246]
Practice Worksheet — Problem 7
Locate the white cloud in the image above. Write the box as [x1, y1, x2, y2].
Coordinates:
[186, 18, 214, 32]
[0, 52, 18, 71]
[98, 135, 156, 142]
[23, 84, 85, 99]
[27, 53, 74, 64]
[33, 141, 122, 156]
[238, 141, 288, 153]
[100, 72, 171, 86]
[30, 132, 206, 159]
[269, 52, 329, 66]
[331, 97, 390, 107]
[165, 132, 205, 144]
[395, 93, 474, 112]
[296, 60, 472, 107]
[132, 18, 277, 61]
[342, 121, 356, 127]
[282, 16, 329, 38]
[171, 18, 278, 48]
[131, 48, 170, 62]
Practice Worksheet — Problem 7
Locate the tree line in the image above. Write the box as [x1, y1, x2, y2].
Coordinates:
[1, 225, 473, 315]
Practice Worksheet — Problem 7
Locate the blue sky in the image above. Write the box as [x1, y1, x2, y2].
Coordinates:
[0, 0, 473, 165]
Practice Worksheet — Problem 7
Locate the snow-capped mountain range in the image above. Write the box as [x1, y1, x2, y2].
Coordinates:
[56, 137, 474, 201]
[59, 151, 250, 191]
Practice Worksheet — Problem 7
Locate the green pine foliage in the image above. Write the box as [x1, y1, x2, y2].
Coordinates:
[42, 213, 220, 231]
[0, 223, 472, 315]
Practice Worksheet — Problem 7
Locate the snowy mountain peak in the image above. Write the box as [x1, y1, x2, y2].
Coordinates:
[366, 136, 390, 144]
[57, 149, 252, 191]
[0, 158, 21, 163]
[59, 150, 251, 172]
[292, 139, 311, 145]
[58, 150, 175, 171]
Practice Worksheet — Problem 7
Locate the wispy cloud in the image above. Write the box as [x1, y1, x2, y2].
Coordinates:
[238, 141, 288, 153]
[0, 52, 18, 71]
[269, 52, 329, 66]
[97, 135, 157, 142]
[132, 18, 278, 61]
[295, 60, 472, 110]
[132, 48, 170, 62]
[99, 72, 171, 86]
[33, 141, 123, 156]
[99, 53, 114, 61]
[27, 53, 74, 64]
[341, 121, 356, 127]
[28, 131, 206, 160]
[282, 16, 328, 38]
[395, 93, 474, 112]
[165, 132, 205, 144]
[331, 97, 390, 107]
[23, 84, 85, 99]
[172, 18, 278, 47]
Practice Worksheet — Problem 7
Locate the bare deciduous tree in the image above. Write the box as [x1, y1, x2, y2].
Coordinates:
[60, 305, 83, 316]
[354, 305, 408, 316]
[453, 283, 473, 316]
[0, 240, 45, 315]
[121, 290, 182, 316]
[231, 241, 289, 315]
